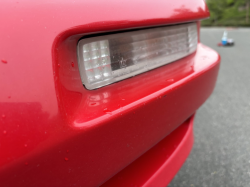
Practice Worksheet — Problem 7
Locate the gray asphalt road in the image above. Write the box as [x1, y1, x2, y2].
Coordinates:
[169, 28, 250, 187]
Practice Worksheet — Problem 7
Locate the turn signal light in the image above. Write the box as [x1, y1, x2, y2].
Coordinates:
[77, 22, 197, 90]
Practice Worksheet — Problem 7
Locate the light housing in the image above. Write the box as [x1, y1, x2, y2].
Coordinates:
[77, 22, 197, 90]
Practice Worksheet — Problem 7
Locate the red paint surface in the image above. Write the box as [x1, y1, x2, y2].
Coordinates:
[102, 114, 195, 187]
[0, 0, 217, 186]
[1, 59, 7, 64]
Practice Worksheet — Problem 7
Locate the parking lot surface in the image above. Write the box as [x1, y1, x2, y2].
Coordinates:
[169, 28, 250, 187]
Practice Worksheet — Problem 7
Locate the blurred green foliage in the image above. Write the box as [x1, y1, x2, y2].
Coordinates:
[202, 0, 250, 26]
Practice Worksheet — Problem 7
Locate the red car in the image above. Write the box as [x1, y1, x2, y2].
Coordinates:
[0, 0, 220, 186]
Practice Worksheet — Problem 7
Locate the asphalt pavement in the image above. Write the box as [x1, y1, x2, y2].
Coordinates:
[169, 28, 250, 187]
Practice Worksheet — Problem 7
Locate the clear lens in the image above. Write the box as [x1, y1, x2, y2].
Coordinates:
[78, 22, 197, 90]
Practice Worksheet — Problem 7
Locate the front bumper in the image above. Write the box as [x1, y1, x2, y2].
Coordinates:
[102, 114, 195, 187]
[0, 43, 220, 186]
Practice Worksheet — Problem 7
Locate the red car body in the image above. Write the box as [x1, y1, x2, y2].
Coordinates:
[0, 0, 220, 186]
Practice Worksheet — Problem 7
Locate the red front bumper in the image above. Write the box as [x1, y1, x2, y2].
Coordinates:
[102, 114, 195, 187]
[0, 43, 220, 186]
[0, 0, 216, 185]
